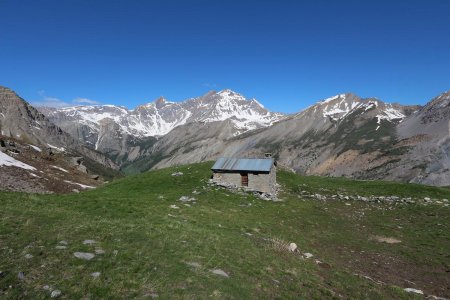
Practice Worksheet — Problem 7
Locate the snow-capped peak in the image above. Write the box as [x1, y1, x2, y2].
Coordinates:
[216, 89, 246, 102]
[297, 93, 408, 124]
[44, 89, 285, 142]
[320, 93, 348, 104]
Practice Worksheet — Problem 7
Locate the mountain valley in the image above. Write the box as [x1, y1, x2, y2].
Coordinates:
[1, 85, 450, 189]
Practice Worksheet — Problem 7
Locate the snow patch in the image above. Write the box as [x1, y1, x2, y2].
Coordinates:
[47, 144, 65, 152]
[51, 165, 69, 173]
[0, 151, 36, 170]
[320, 94, 346, 104]
[376, 105, 405, 122]
[64, 180, 95, 189]
[29, 144, 42, 152]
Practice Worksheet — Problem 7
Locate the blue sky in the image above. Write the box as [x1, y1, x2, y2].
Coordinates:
[1, 0, 449, 113]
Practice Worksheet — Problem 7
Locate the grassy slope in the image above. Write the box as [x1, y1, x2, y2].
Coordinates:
[1, 162, 449, 299]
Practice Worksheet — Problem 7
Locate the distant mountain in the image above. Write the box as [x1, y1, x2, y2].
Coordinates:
[126, 93, 417, 169]
[0, 86, 120, 193]
[41, 89, 285, 164]
[30, 85, 450, 186]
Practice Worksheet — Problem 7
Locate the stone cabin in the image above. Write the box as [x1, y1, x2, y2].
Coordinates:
[211, 157, 276, 194]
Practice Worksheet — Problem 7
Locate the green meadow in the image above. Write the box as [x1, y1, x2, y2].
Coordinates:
[1, 162, 449, 299]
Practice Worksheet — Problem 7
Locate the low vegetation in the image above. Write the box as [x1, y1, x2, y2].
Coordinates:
[1, 162, 449, 298]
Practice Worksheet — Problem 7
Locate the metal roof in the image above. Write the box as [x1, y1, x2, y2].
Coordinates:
[211, 157, 274, 172]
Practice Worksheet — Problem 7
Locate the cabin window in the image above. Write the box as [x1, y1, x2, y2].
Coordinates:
[241, 173, 248, 186]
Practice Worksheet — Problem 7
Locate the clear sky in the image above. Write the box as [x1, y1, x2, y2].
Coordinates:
[1, 0, 449, 113]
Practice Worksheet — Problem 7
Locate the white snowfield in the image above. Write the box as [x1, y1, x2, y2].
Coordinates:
[0, 151, 36, 170]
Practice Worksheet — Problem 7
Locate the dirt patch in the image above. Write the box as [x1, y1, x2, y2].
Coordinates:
[329, 246, 450, 298]
[312, 149, 391, 176]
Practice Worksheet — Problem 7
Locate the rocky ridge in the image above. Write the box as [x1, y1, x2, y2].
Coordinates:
[0, 86, 120, 193]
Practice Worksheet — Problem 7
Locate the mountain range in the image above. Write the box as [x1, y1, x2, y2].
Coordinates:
[39, 89, 284, 164]
[1, 85, 449, 191]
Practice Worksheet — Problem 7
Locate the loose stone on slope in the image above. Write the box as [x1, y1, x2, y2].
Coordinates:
[82, 239, 96, 245]
[73, 252, 95, 260]
[210, 269, 229, 278]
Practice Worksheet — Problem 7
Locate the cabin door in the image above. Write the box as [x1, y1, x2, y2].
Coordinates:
[241, 173, 248, 186]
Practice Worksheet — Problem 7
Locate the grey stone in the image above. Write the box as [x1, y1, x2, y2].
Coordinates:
[59, 240, 68, 245]
[186, 262, 201, 268]
[51, 290, 61, 298]
[95, 248, 105, 255]
[210, 268, 229, 277]
[179, 196, 195, 202]
[24, 253, 33, 259]
[55, 245, 67, 250]
[91, 272, 101, 278]
[404, 288, 423, 295]
[82, 239, 96, 245]
[288, 243, 298, 252]
[73, 252, 95, 260]
[303, 252, 314, 259]
[18, 272, 25, 280]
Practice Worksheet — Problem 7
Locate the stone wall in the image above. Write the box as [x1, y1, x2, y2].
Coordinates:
[212, 166, 276, 194]
[213, 172, 241, 187]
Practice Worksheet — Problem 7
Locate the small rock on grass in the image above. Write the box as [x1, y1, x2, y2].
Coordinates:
[210, 269, 229, 278]
[303, 252, 314, 259]
[179, 196, 196, 202]
[186, 262, 201, 268]
[59, 241, 68, 245]
[83, 239, 96, 245]
[170, 205, 180, 209]
[18, 272, 25, 280]
[74, 252, 95, 260]
[24, 254, 33, 259]
[91, 272, 101, 279]
[95, 248, 105, 255]
[51, 290, 61, 298]
[404, 288, 423, 295]
[55, 245, 67, 250]
[288, 243, 298, 252]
